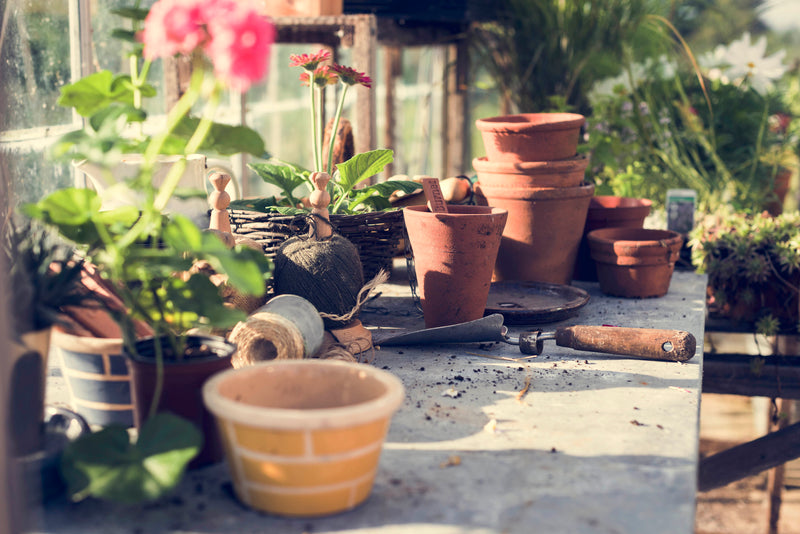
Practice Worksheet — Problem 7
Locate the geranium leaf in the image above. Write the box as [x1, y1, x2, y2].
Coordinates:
[60, 413, 201, 504]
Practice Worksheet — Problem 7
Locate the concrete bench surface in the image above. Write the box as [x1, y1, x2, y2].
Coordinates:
[34, 267, 707, 534]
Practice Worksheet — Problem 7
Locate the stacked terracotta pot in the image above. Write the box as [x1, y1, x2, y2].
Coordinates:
[473, 113, 593, 285]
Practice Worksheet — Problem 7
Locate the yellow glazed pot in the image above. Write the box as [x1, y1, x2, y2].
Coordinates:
[202, 359, 405, 517]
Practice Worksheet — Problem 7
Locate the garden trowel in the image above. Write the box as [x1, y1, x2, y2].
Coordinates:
[377, 314, 696, 362]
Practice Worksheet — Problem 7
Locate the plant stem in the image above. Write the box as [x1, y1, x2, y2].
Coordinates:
[310, 82, 321, 172]
[326, 85, 348, 175]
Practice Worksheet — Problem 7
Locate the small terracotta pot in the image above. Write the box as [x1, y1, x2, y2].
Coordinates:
[475, 113, 585, 162]
[573, 196, 652, 281]
[202, 359, 404, 517]
[474, 182, 594, 285]
[587, 228, 684, 298]
[403, 205, 508, 328]
[472, 154, 588, 189]
[126, 335, 234, 468]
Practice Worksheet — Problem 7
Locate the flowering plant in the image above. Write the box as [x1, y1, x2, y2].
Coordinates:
[25, 0, 274, 504]
[689, 209, 800, 335]
[237, 49, 421, 215]
[587, 31, 798, 213]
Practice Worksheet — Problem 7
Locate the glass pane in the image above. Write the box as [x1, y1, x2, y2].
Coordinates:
[0, 0, 72, 130]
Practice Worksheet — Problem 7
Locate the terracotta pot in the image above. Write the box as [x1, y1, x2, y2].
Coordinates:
[587, 228, 684, 298]
[573, 196, 653, 282]
[766, 167, 792, 216]
[472, 154, 588, 189]
[50, 328, 134, 428]
[475, 112, 585, 162]
[126, 335, 234, 468]
[202, 359, 404, 517]
[403, 205, 508, 328]
[474, 182, 594, 285]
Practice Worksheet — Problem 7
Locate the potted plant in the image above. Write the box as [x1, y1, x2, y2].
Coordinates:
[586, 31, 799, 215]
[228, 49, 422, 282]
[2, 213, 90, 456]
[689, 209, 800, 335]
[25, 0, 274, 504]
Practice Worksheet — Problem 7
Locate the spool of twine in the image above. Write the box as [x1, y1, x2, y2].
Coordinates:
[228, 312, 305, 368]
[273, 234, 364, 329]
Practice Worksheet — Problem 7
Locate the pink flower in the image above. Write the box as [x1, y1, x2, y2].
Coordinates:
[300, 66, 338, 88]
[205, 4, 275, 92]
[142, 0, 209, 60]
[329, 64, 372, 88]
[141, 0, 274, 93]
[290, 50, 332, 71]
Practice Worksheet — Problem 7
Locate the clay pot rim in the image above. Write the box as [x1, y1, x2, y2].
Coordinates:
[51, 326, 123, 351]
[403, 205, 508, 217]
[475, 113, 585, 134]
[589, 196, 653, 210]
[586, 228, 683, 248]
[472, 154, 589, 174]
[475, 181, 595, 201]
[202, 359, 405, 430]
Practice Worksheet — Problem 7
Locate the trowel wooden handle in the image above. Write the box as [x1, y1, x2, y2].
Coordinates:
[554, 326, 696, 362]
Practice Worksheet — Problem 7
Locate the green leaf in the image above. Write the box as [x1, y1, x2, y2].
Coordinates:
[248, 161, 310, 202]
[175, 117, 266, 157]
[334, 149, 394, 192]
[228, 196, 285, 212]
[57, 71, 143, 117]
[60, 413, 201, 504]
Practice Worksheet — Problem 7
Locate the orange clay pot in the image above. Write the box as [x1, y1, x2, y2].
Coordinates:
[587, 228, 684, 298]
[403, 205, 508, 328]
[475, 113, 585, 162]
[202, 359, 404, 517]
[474, 182, 594, 285]
[472, 154, 588, 189]
[573, 196, 652, 282]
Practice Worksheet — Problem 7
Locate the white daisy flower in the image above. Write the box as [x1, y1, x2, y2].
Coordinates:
[721, 32, 787, 94]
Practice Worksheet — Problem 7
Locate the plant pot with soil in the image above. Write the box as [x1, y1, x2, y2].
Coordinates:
[403, 204, 508, 328]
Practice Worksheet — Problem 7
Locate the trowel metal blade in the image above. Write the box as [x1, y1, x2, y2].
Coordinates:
[376, 313, 508, 347]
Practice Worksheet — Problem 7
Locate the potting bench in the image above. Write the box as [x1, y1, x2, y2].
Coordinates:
[35, 261, 707, 533]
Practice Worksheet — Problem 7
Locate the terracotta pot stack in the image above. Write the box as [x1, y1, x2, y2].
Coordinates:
[473, 113, 593, 285]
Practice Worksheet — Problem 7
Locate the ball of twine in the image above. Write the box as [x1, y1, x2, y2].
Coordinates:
[228, 312, 305, 368]
[273, 234, 364, 329]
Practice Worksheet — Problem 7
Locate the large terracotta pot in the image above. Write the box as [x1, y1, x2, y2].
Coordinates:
[403, 205, 508, 328]
[125, 335, 235, 468]
[587, 228, 683, 298]
[573, 196, 652, 281]
[202, 359, 404, 517]
[472, 154, 588, 189]
[474, 182, 594, 285]
[475, 113, 585, 162]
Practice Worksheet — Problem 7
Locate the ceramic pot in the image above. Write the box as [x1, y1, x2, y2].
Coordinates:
[472, 154, 588, 189]
[403, 205, 508, 328]
[125, 335, 235, 468]
[51, 329, 134, 428]
[474, 182, 594, 285]
[475, 113, 585, 162]
[573, 196, 653, 281]
[202, 359, 404, 517]
[74, 154, 215, 222]
[587, 228, 684, 298]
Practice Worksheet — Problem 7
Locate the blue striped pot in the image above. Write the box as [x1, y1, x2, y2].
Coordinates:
[51, 328, 134, 427]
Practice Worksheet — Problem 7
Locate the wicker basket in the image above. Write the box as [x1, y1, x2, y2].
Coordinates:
[228, 208, 405, 282]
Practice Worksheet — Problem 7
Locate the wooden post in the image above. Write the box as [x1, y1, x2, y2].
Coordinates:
[765, 398, 793, 534]
[207, 171, 232, 235]
[383, 46, 402, 178]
